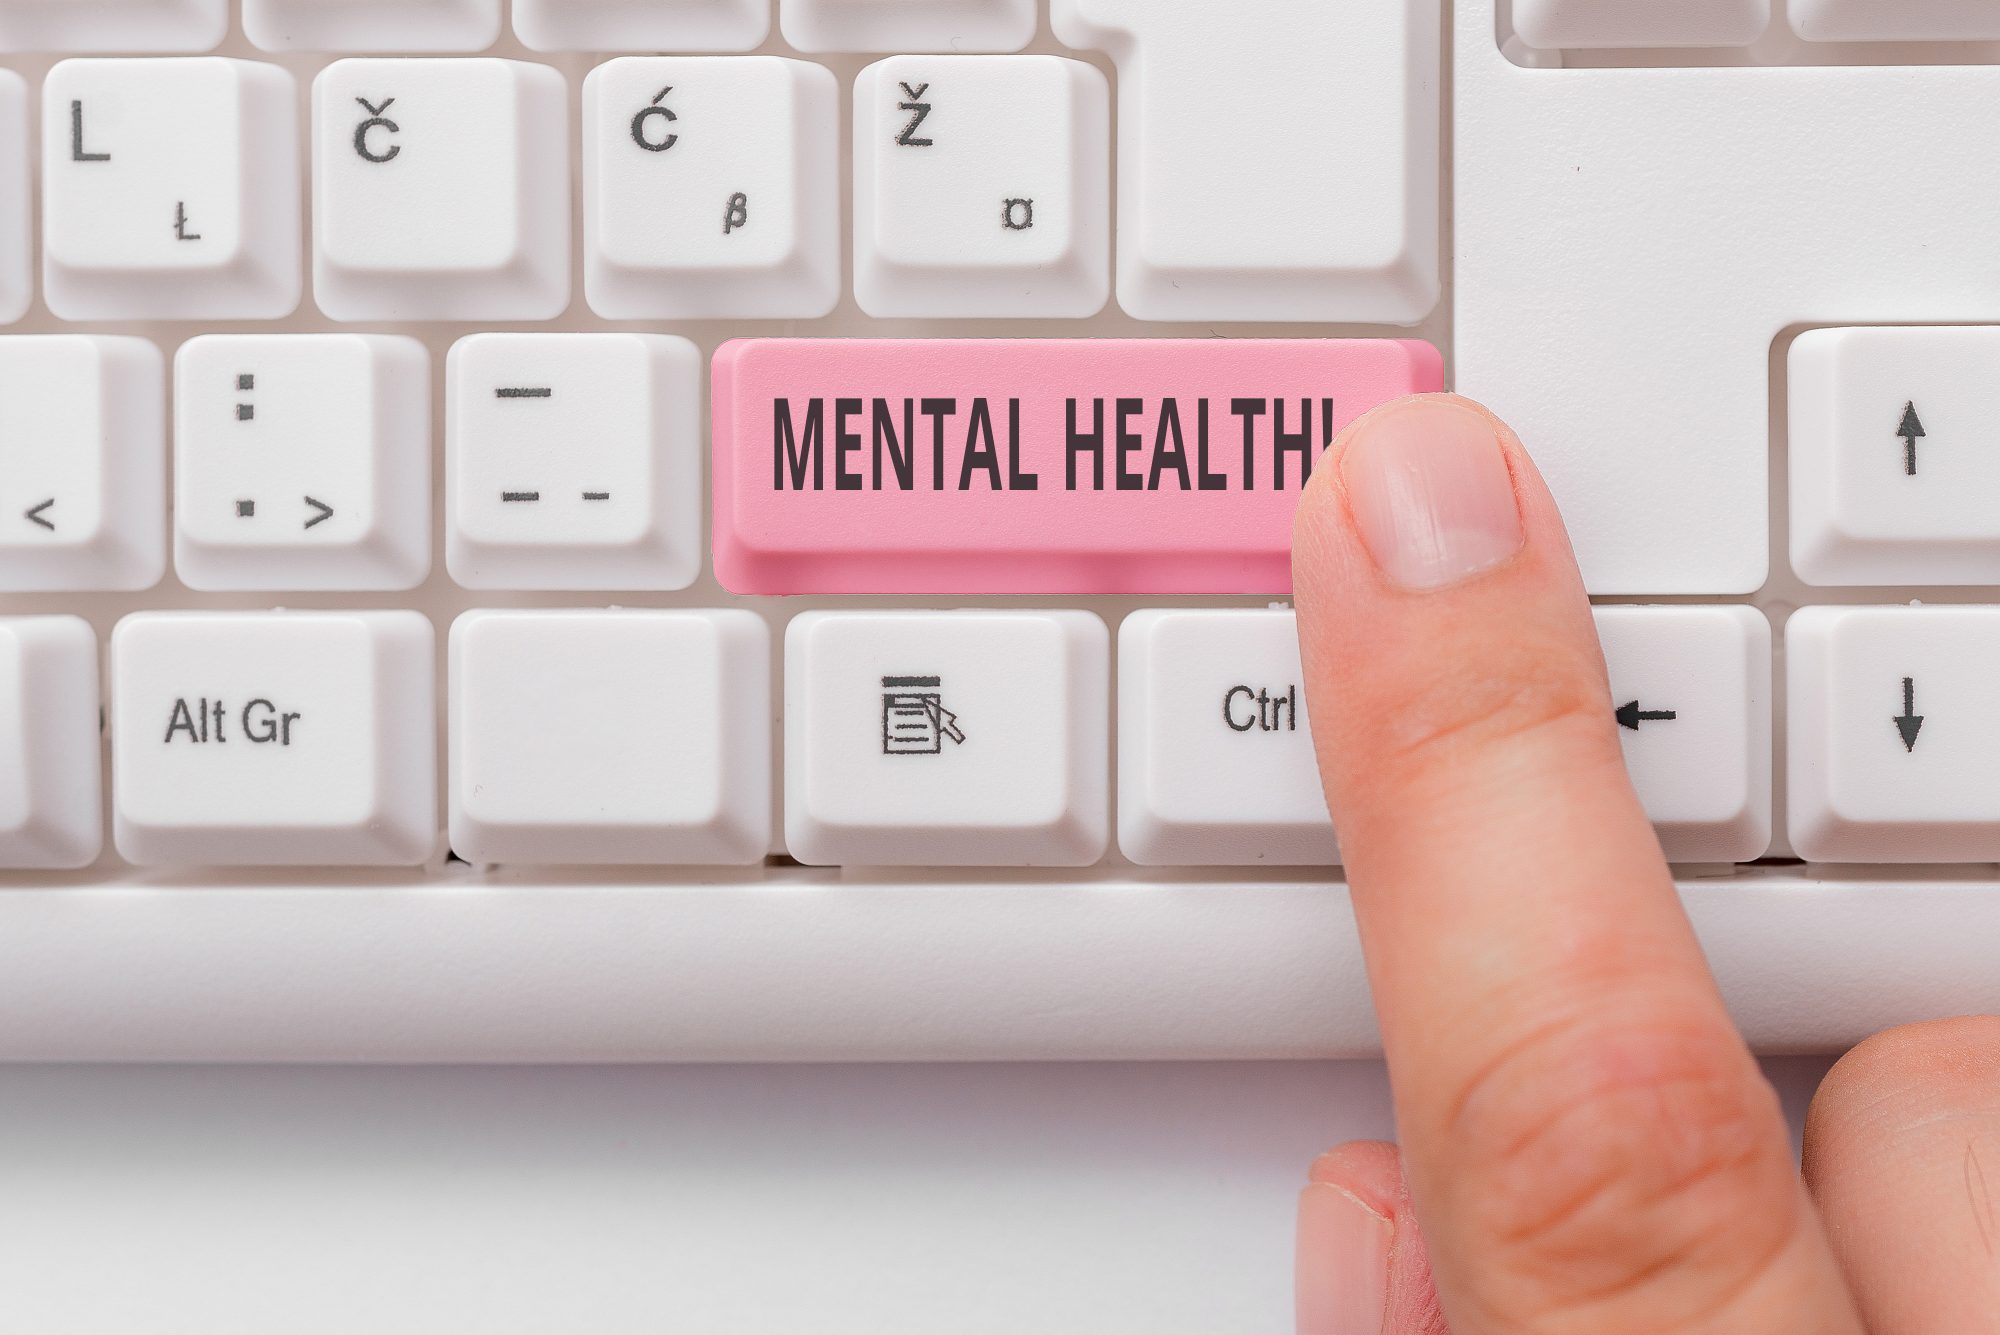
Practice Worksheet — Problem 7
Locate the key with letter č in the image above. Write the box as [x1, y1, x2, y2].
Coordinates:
[711, 338, 1441, 595]
[313, 58, 570, 322]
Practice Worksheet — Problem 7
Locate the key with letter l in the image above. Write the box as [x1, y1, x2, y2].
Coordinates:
[1051, 0, 1440, 323]
[711, 338, 1442, 595]
[42, 58, 300, 320]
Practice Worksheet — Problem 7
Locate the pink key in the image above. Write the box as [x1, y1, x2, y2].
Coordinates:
[712, 338, 1443, 595]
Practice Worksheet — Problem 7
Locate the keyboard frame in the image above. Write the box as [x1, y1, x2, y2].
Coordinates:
[6, 3, 2000, 1062]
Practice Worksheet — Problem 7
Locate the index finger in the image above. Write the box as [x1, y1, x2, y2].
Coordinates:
[1292, 395, 1858, 1331]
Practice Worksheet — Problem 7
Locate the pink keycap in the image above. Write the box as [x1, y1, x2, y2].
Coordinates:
[712, 338, 1443, 595]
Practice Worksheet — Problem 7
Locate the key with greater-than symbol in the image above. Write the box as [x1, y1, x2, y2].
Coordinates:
[174, 334, 431, 592]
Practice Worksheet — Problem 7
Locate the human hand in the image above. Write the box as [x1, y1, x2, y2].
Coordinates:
[1290, 394, 2000, 1334]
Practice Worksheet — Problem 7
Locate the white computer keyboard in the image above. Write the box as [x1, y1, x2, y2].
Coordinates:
[3, 0, 2000, 1063]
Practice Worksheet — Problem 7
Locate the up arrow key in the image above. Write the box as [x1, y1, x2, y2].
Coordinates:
[1898, 401, 1927, 477]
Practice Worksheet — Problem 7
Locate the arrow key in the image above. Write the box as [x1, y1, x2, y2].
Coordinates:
[1597, 606, 1773, 864]
[1788, 605, 2000, 862]
[1791, 326, 2000, 585]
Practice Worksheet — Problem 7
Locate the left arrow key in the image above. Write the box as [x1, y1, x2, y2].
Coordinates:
[23, 498, 54, 531]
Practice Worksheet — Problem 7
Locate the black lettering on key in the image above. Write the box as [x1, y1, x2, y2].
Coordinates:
[723, 192, 749, 234]
[896, 83, 934, 148]
[632, 87, 679, 153]
[1002, 198, 1034, 231]
[174, 202, 201, 242]
[70, 101, 109, 162]
[354, 97, 401, 164]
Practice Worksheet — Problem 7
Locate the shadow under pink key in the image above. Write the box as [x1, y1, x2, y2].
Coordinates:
[712, 338, 1443, 595]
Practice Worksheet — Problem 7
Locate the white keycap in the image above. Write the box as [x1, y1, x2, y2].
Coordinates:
[0, 71, 26, 325]
[0, 336, 163, 592]
[1117, 610, 1335, 868]
[1788, 606, 2000, 864]
[1512, 0, 1770, 48]
[313, 59, 570, 322]
[450, 610, 772, 866]
[0, 618, 102, 871]
[516, 0, 769, 51]
[42, 59, 300, 320]
[175, 335, 431, 593]
[780, 0, 1035, 53]
[786, 611, 1109, 867]
[244, 0, 502, 52]
[1790, 327, 2000, 586]
[447, 334, 701, 592]
[0, 0, 226, 52]
[1596, 606, 1773, 864]
[582, 57, 840, 321]
[853, 56, 1109, 319]
[1792, 0, 2000, 41]
[111, 611, 436, 868]
[1051, 0, 1439, 324]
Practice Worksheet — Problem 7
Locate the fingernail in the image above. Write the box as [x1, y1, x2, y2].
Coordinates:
[1339, 396, 1525, 591]
[1296, 1184, 1392, 1335]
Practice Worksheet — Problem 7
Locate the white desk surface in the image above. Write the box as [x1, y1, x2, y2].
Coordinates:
[0, 1058, 1836, 1333]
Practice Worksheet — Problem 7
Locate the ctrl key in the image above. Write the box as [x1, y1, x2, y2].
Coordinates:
[111, 611, 436, 867]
